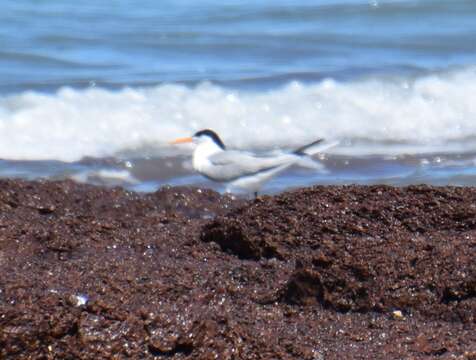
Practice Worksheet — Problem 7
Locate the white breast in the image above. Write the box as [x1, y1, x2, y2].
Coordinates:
[192, 138, 223, 174]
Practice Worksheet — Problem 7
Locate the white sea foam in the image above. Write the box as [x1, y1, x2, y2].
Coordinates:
[70, 169, 139, 186]
[1, 67, 476, 161]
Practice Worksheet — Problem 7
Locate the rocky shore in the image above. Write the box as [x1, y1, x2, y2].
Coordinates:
[0, 179, 475, 359]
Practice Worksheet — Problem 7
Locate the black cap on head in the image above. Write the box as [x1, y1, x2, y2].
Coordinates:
[193, 129, 226, 149]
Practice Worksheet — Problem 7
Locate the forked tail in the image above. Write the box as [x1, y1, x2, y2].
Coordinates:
[292, 138, 338, 171]
[293, 138, 338, 156]
[293, 138, 324, 155]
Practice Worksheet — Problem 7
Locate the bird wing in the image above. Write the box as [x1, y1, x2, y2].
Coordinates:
[206, 150, 294, 181]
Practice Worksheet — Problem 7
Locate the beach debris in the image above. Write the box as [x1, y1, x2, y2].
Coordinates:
[392, 310, 404, 320]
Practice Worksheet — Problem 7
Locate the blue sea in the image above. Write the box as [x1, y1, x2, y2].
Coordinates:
[1, 0, 476, 193]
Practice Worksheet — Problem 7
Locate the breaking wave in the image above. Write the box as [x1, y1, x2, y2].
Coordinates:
[0, 67, 475, 161]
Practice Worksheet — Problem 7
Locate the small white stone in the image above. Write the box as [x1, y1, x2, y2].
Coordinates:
[74, 294, 88, 306]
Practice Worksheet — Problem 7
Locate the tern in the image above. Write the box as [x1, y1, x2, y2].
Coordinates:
[171, 129, 334, 197]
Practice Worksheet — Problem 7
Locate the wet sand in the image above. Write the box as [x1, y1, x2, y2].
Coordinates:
[0, 179, 474, 359]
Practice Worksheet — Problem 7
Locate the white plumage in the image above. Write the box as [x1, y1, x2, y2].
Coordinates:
[171, 129, 335, 195]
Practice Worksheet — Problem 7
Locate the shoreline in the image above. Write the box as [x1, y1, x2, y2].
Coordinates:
[0, 179, 475, 359]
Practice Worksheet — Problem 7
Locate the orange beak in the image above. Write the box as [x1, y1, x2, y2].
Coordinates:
[170, 136, 193, 145]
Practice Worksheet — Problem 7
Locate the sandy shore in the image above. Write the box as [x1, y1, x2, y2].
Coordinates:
[0, 179, 474, 359]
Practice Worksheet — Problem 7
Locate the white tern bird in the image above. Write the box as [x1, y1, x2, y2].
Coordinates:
[171, 129, 335, 197]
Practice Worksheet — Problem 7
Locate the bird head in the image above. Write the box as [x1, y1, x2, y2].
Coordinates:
[170, 129, 226, 150]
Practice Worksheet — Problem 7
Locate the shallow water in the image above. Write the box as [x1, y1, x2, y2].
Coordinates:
[1, 0, 476, 193]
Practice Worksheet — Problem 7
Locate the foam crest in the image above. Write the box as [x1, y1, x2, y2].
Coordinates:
[0, 67, 475, 161]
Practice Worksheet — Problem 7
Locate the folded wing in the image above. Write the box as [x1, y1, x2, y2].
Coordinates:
[206, 150, 294, 182]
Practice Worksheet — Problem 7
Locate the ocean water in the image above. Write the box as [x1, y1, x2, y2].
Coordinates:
[1, 0, 476, 193]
